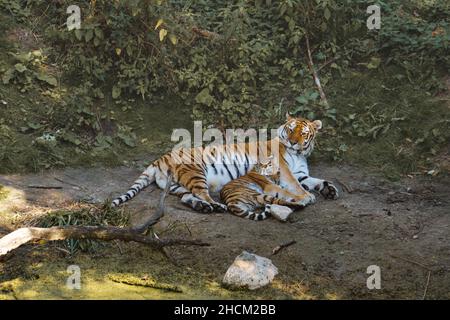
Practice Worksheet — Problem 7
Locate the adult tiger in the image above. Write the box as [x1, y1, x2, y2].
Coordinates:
[111, 114, 338, 212]
[220, 118, 338, 221]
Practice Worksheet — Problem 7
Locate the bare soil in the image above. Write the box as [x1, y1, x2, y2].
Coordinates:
[0, 158, 449, 299]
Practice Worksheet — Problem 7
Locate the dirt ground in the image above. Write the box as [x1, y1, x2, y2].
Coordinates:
[0, 157, 449, 299]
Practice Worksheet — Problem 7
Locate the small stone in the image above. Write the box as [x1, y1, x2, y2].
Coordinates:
[269, 204, 293, 222]
[222, 251, 278, 290]
[413, 235, 419, 239]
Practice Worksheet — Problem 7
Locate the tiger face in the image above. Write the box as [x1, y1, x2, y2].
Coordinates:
[256, 155, 279, 177]
[278, 113, 322, 156]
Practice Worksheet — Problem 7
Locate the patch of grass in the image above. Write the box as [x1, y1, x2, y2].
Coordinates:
[29, 202, 130, 255]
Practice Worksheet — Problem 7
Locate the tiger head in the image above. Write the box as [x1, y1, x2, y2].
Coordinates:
[278, 113, 322, 157]
[256, 155, 279, 177]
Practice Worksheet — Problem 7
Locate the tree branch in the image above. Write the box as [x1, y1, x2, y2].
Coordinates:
[305, 34, 329, 107]
[0, 225, 208, 257]
[0, 172, 210, 257]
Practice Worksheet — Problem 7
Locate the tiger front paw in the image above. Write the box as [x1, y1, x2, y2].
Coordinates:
[212, 202, 228, 213]
[320, 181, 339, 200]
[296, 192, 316, 207]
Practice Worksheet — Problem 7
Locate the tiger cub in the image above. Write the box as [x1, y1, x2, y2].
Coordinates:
[220, 156, 306, 221]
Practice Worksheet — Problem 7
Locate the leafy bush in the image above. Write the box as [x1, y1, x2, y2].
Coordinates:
[0, 0, 448, 175]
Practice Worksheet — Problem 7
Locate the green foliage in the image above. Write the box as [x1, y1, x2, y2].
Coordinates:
[0, 0, 449, 177]
[1, 50, 57, 91]
[0, 0, 30, 22]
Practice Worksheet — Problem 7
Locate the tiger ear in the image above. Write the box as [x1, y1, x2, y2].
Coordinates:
[312, 120, 322, 130]
[285, 112, 293, 121]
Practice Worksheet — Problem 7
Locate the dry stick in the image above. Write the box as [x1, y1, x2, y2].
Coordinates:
[389, 254, 431, 271]
[27, 185, 63, 190]
[422, 270, 431, 300]
[0, 225, 208, 257]
[54, 177, 88, 191]
[390, 254, 433, 299]
[305, 34, 329, 107]
[272, 240, 297, 255]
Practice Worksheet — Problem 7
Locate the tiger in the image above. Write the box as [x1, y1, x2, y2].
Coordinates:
[220, 116, 338, 221]
[111, 114, 338, 212]
[220, 155, 307, 220]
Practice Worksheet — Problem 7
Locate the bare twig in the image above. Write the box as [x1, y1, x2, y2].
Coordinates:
[318, 57, 338, 72]
[272, 240, 297, 255]
[305, 34, 329, 107]
[27, 185, 63, 190]
[54, 177, 87, 191]
[390, 254, 432, 271]
[114, 239, 123, 255]
[422, 271, 431, 300]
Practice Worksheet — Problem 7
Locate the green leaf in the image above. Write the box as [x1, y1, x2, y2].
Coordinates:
[118, 131, 136, 147]
[14, 52, 32, 63]
[195, 88, 214, 106]
[324, 7, 331, 20]
[85, 29, 94, 42]
[27, 122, 42, 130]
[309, 92, 319, 100]
[367, 57, 381, 69]
[94, 28, 104, 39]
[295, 95, 308, 104]
[74, 29, 83, 41]
[112, 85, 121, 99]
[36, 72, 58, 86]
[2, 68, 15, 84]
[14, 63, 27, 73]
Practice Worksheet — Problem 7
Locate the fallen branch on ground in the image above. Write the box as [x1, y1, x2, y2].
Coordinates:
[0, 172, 210, 257]
[0, 225, 209, 257]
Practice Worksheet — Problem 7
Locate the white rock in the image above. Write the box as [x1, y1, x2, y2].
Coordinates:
[222, 251, 278, 290]
[269, 204, 293, 222]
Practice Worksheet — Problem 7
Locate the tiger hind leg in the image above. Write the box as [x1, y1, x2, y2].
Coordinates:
[227, 202, 270, 221]
[176, 170, 227, 213]
[190, 187, 227, 213]
[169, 183, 215, 213]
